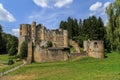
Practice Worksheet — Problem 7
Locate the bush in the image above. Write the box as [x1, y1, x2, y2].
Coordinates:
[47, 41, 53, 48]
[8, 59, 14, 65]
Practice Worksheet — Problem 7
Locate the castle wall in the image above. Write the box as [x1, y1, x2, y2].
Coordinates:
[27, 42, 33, 64]
[34, 45, 69, 62]
[63, 30, 68, 47]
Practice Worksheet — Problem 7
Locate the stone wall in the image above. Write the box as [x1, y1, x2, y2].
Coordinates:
[34, 45, 69, 62]
[84, 40, 104, 58]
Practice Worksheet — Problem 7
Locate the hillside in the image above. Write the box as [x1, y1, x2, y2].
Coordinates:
[1, 52, 120, 80]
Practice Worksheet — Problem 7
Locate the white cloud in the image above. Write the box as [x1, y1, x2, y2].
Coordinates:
[33, 0, 73, 8]
[104, 2, 111, 8]
[33, 0, 48, 8]
[89, 2, 102, 11]
[89, 1, 111, 16]
[89, 1, 111, 26]
[0, 3, 16, 22]
[12, 29, 19, 36]
[54, 0, 73, 8]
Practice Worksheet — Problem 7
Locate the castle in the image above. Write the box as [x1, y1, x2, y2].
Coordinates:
[18, 22, 69, 63]
[18, 21, 104, 63]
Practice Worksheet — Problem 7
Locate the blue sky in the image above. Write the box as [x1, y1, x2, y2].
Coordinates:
[0, 0, 113, 37]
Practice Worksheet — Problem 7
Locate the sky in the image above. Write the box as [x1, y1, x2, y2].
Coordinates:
[0, 0, 113, 37]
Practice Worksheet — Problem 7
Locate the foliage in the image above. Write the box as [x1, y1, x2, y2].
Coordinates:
[0, 25, 4, 53]
[46, 41, 53, 48]
[19, 42, 28, 59]
[0, 25, 18, 55]
[106, 0, 120, 52]
[8, 59, 14, 65]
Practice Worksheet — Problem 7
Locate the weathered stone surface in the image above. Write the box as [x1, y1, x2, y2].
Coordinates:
[84, 40, 104, 58]
[18, 22, 69, 63]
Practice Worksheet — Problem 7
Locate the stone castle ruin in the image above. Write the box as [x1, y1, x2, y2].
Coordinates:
[18, 22, 69, 63]
[18, 21, 104, 63]
[83, 40, 104, 58]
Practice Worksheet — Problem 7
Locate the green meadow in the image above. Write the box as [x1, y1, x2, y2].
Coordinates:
[1, 51, 119, 80]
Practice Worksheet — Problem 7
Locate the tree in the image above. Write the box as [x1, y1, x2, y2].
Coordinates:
[8, 46, 17, 56]
[79, 16, 105, 40]
[106, 0, 120, 52]
[0, 25, 5, 53]
[7, 36, 18, 56]
[19, 42, 28, 59]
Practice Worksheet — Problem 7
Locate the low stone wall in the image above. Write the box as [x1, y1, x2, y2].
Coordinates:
[34, 46, 69, 62]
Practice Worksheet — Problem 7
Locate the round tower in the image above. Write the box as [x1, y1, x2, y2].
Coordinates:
[88, 41, 104, 58]
[63, 30, 68, 47]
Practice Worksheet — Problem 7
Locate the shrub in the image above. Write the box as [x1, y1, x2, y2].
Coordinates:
[8, 59, 14, 65]
[47, 41, 53, 48]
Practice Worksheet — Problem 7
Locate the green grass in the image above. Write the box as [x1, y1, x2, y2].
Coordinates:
[3, 52, 120, 80]
[0, 54, 9, 62]
[0, 54, 22, 73]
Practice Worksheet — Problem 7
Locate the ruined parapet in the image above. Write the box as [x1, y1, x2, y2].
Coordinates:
[84, 40, 104, 58]
[83, 41, 89, 54]
[69, 40, 80, 53]
[63, 30, 68, 47]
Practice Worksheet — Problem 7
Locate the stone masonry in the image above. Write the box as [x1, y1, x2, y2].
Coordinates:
[84, 40, 104, 58]
[18, 22, 69, 63]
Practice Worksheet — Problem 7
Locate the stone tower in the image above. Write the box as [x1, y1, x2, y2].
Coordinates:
[63, 30, 68, 47]
[31, 22, 36, 44]
[84, 40, 104, 58]
[18, 24, 31, 54]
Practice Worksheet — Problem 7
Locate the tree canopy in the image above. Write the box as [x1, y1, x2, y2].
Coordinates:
[106, 0, 120, 52]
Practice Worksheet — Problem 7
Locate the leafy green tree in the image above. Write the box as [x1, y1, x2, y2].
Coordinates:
[106, 0, 120, 52]
[0, 25, 5, 53]
[19, 42, 28, 59]
[8, 46, 17, 56]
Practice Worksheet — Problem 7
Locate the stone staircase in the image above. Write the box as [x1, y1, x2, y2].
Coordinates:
[69, 40, 80, 53]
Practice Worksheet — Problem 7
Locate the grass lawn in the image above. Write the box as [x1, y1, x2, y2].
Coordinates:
[0, 54, 9, 62]
[2, 51, 120, 80]
[0, 54, 22, 73]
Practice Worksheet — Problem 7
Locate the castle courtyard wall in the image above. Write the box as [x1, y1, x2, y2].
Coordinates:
[34, 45, 69, 62]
